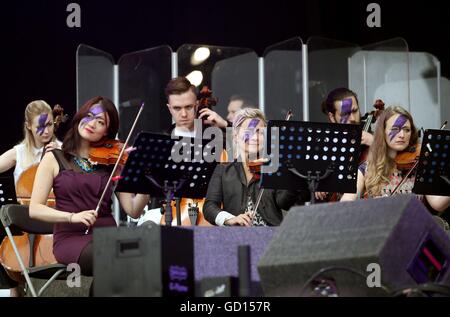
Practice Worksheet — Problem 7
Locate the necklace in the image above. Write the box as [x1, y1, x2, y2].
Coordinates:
[73, 156, 96, 173]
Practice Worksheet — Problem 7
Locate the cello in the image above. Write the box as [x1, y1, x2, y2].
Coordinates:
[0, 105, 67, 281]
[160, 86, 222, 226]
[359, 99, 385, 163]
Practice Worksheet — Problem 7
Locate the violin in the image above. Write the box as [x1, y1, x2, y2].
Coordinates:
[85, 103, 145, 234]
[395, 143, 421, 171]
[390, 120, 447, 196]
[89, 139, 129, 166]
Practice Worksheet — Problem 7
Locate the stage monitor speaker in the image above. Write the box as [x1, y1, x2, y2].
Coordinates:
[258, 195, 450, 296]
[199, 276, 239, 297]
[93, 224, 194, 296]
[192, 227, 276, 296]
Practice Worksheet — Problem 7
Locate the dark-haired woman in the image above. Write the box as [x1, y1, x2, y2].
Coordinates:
[29, 96, 149, 276]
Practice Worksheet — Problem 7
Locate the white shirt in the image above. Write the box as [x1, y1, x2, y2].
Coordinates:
[13, 140, 62, 184]
[173, 127, 197, 138]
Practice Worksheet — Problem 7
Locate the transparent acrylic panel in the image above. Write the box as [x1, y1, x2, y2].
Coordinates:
[349, 38, 410, 116]
[76, 44, 114, 109]
[441, 77, 450, 126]
[263, 37, 303, 121]
[178, 44, 259, 120]
[408, 52, 441, 130]
[118, 46, 172, 141]
[307, 37, 359, 123]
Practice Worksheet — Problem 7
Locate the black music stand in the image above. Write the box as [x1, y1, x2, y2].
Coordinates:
[0, 176, 18, 207]
[115, 132, 218, 226]
[260, 121, 362, 204]
[413, 129, 450, 196]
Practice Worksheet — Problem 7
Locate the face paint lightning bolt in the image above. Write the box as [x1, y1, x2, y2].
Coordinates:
[243, 119, 260, 143]
[388, 115, 408, 141]
[339, 98, 353, 123]
[80, 104, 105, 126]
[36, 113, 49, 136]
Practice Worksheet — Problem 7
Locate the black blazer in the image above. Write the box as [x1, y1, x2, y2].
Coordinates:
[204, 162, 309, 226]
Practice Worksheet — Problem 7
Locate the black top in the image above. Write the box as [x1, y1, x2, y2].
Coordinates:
[204, 162, 310, 226]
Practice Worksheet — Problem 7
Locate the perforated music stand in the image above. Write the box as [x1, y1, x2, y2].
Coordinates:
[260, 121, 362, 204]
[115, 131, 218, 226]
[413, 129, 450, 196]
[0, 176, 18, 207]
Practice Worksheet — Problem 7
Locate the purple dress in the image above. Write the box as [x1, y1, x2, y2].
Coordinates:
[52, 154, 116, 265]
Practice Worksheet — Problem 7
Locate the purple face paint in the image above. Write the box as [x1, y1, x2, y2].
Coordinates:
[339, 98, 353, 123]
[36, 113, 49, 135]
[243, 118, 260, 143]
[388, 115, 408, 141]
[80, 104, 105, 126]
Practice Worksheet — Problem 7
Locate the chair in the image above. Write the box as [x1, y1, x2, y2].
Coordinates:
[0, 204, 68, 297]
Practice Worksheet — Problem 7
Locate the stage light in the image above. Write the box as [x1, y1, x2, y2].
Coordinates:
[186, 70, 203, 87]
[191, 47, 210, 65]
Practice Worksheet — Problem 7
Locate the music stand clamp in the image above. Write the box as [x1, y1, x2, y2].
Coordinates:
[286, 162, 335, 204]
[115, 132, 218, 226]
[261, 120, 362, 205]
[413, 129, 450, 196]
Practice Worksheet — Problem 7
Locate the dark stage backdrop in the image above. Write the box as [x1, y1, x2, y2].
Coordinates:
[2, 0, 449, 164]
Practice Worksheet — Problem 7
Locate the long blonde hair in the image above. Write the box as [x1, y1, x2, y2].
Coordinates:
[364, 105, 418, 196]
[20, 100, 55, 167]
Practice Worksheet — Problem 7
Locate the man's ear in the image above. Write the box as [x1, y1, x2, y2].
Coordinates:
[328, 112, 336, 123]
[25, 122, 31, 130]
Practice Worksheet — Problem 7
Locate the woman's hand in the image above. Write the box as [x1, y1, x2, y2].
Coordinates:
[44, 141, 59, 153]
[71, 210, 98, 227]
[224, 212, 253, 226]
[315, 192, 328, 201]
[361, 131, 374, 146]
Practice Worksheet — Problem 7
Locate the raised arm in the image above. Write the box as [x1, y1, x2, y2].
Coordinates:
[0, 148, 17, 173]
[116, 192, 150, 219]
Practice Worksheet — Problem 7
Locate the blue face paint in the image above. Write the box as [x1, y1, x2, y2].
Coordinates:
[80, 104, 104, 126]
[389, 115, 408, 141]
[243, 119, 260, 143]
[339, 98, 353, 123]
[36, 113, 49, 135]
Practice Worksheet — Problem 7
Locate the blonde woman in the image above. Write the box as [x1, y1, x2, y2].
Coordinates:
[341, 105, 450, 212]
[0, 100, 60, 184]
[203, 108, 309, 226]
[0, 100, 60, 297]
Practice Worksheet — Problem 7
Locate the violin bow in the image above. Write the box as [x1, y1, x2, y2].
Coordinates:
[85, 102, 145, 234]
[250, 110, 293, 221]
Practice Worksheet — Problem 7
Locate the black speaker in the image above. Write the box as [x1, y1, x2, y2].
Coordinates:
[258, 195, 450, 296]
[93, 224, 194, 296]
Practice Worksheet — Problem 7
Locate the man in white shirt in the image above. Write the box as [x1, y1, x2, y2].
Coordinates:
[165, 76, 228, 137]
